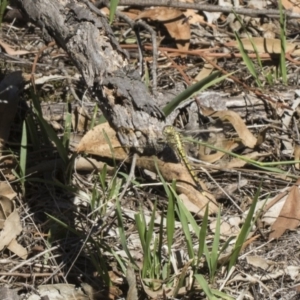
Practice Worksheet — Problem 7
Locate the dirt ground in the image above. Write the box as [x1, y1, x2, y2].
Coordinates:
[1, 1, 300, 299]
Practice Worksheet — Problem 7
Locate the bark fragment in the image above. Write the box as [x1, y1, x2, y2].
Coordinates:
[16, 0, 166, 154]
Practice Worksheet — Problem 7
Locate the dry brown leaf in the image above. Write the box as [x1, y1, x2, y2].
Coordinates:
[202, 108, 257, 148]
[262, 197, 286, 226]
[227, 37, 298, 54]
[0, 181, 16, 199]
[260, 23, 277, 39]
[203, 11, 221, 24]
[77, 124, 218, 215]
[81, 282, 121, 300]
[248, 0, 268, 9]
[210, 218, 240, 237]
[179, 193, 205, 214]
[137, 7, 190, 51]
[246, 256, 270, 270]
[223, 152, 263, 169]
[183, 9, 205, 25]
[193, 61, 215, 83]
[199, 140, 239, 163]
[126, 264, 138, 300]
[218, 235, 260, 265]
[294, 284, 300, 293]
[100, 6, 110, 16]
[294, 144, 300, 169]
[0, 196, 28, 259]
[141, 278, 173, 299]
[77, 123, 128, 160]
[269, 181, 300, 240]
[0, 39, 32, 56]
[282, 0, 300, 13]
[28, 284, 91, 300]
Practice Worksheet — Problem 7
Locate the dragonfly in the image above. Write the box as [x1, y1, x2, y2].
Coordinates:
[162, 125, 204, 193]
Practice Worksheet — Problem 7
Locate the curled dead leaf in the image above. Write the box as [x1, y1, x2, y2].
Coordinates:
[0, 196, 28, 259]
[227, 37, 298, 55]
[269, 181, 300, 240]
[202, 108, 257, 148]
[0, 181, 17, 200]
[77, 123, 218, 216]
[294, 144, 300, 169]
[137, 7, 190, 52]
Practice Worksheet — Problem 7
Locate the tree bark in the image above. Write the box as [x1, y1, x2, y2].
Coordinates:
[15, 0, 166, 155]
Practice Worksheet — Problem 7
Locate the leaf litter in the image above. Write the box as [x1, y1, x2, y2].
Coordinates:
[2, 0, 300, 299]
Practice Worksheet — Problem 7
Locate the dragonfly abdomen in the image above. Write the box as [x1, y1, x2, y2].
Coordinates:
[163, 125, 202, 191]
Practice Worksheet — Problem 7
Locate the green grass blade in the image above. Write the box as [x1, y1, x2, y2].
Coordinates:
[145, 203, 160, 280]
[175, 202, 194, 259]
[88, 246, 111, 286]
[135, 209, 152, 279]
[157, 206, 165, 275]
[19, 121, 27, 189]
[46, 213, 79, 235]
[145, 202, 156, 258]
[208, 208, 221, 281]
[228, 183, 261, 271]
[279, 0, 287, 84]
[185, 137, 299, 177]
[197, 205, 209, 264]
[62, 109, 72, 149]
[31, 90, 69, 165]
[234, 32, 261, 86]
[64, 152, 76, 184]
[26, 114, 40, 151]
[174, 191, 200, 236]
[99, 163, 108, 191]
[90, 105, 98, 129]
[155, 158, 180, 273]
[98, 114, 107, 124]
[162, 72, 221, 117]
[200, 72, 234, 92]
[135, 213, 146, 252]
[109, 0, 119, 24]
[194, 274, 217, 300]
[38, 115, 69, 164]
[233, 12, 263, 69]
[103, 128, 116, 168]
[110, 248, 127, 274]
[115, 198, 135, 264]
[166, 182, 175, 254]
[27, 178, 77, 192]
[211, 289, 234, 300]
[0, 0, 7, 26]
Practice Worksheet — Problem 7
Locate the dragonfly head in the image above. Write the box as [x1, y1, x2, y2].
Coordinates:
[162, 125, 175, 137]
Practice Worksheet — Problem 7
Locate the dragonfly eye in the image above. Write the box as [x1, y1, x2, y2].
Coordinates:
[162, 125, 174, 136]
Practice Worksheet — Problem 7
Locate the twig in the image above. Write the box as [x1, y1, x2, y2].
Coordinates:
[31, 41, 56, 80]
[59, 62, 81, 103]
[135, 19, 158, 95]
[200, 53, 292, 110]
[115, 0, 300, 20]
[112, 10, 158, 95]
[80, 0, 129, 59]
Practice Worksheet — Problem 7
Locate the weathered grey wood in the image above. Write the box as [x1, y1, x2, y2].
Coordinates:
[39, 91, 275, 128]
[15, 0, 166, 155]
